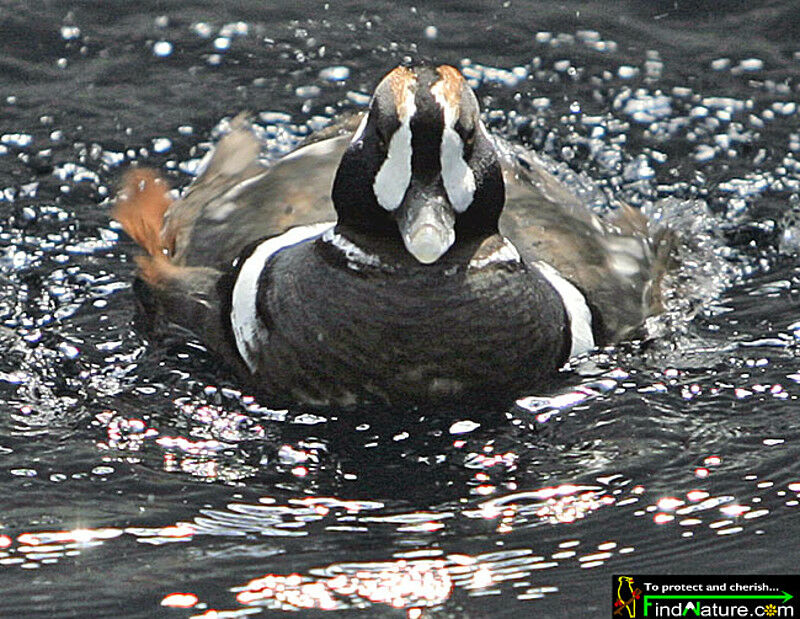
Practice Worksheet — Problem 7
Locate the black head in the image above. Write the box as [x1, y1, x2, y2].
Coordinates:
[331, 65, 505, 264]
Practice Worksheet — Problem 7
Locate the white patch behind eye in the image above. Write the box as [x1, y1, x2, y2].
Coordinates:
[373, 96, 416, 211]
[430, 82, 476, 213]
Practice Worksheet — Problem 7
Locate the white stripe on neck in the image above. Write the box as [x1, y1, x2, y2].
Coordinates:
[231, 222, 333, 372]
[534, 261, 595, 359]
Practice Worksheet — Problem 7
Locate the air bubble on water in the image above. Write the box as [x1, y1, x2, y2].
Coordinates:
[57, 58, 68, 69]
[11, 469, 37, 478]
[20, 182, 38, 198]
[152, 138, 172, 153]
[617, 93, 671, 123]
[220, 22, 249, 38]
[60, 25, 81, 40]
[153, 41, 173, 57]
[693, 144, 716, 162]
[576, 30, 600, 43]
[259, 111, 292, 124]
[213, 37, 231, 51]
[2, 133, 33, 147]
[295, 85, 320, 99]
[710, 58, 730, 71]
[618, 65, 639, 79]
[644, 60, 663, 79]
[424, 25, 438, 40]
[737, 58, 764, 72]
[772, 102, 796, 116]
[318, 66, 350, 82]
[553, 59, 570, 72]
[58, 342, 80, 359]
[191, 22, 213, 38]
[307, 116, 331, 132]
[346, 91, 370, 106]
[101, 151, 125, 167]
[623, 155, 655, 181]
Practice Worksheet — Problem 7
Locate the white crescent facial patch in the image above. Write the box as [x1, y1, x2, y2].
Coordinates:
[430, 80, 476, 213]
[373, 91, 416, 211]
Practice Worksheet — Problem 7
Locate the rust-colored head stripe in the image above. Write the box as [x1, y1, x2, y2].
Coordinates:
[385, 66, 417, 119]
[434, 65, 465, 111]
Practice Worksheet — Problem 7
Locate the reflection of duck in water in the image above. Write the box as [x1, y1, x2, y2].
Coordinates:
[114, 64, 673, 406]
[616, 576, 637, 618]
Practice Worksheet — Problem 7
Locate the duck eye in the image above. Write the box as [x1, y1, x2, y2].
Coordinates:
[375, 120, 398, 152]
[455, 120, 475, 146]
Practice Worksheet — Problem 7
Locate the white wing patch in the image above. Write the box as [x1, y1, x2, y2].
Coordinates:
[430, 81, 476, 213]
[535, 261, 595, 359]
[231, 222, 333, 372]
[373, 95, 416, 211]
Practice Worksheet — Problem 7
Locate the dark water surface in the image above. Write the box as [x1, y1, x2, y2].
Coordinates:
[2, 1, 800, 616]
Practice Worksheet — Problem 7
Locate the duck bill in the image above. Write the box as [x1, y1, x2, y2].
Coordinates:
[397, 185, 456, 264]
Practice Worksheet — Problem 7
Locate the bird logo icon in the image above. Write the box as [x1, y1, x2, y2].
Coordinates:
[614, 576, 642, 617]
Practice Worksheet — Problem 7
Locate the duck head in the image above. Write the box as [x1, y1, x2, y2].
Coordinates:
[332, 65, 505, 264]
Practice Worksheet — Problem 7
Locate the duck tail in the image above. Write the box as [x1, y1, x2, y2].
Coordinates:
[113, 168, 236, 360]
[113, 168, 178, 286]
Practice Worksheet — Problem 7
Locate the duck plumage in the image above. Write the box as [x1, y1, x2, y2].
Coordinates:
[114, 64, 673, 406]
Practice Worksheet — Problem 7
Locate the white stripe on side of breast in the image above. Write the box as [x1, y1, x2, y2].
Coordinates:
[231, 222, 334, 372]
[534, 261, 595, 359]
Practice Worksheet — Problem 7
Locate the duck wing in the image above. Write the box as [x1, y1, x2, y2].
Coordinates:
[167, 115, 352, 271]
[497, 141, 673, 343]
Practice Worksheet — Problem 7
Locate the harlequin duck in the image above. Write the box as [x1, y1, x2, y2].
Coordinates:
[114, 64, 672, 406]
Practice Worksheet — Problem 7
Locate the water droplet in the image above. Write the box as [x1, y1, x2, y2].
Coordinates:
[710, 58, 730, 71]
[295, 85, 321, 99]
[60, 25, 81, 40]
[191, 22, 213, 38]
[152, 138, 172, 153]
[318, 66, 350, 82]
[738, 58, 764, 71]
[153, 40, 173, 58]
